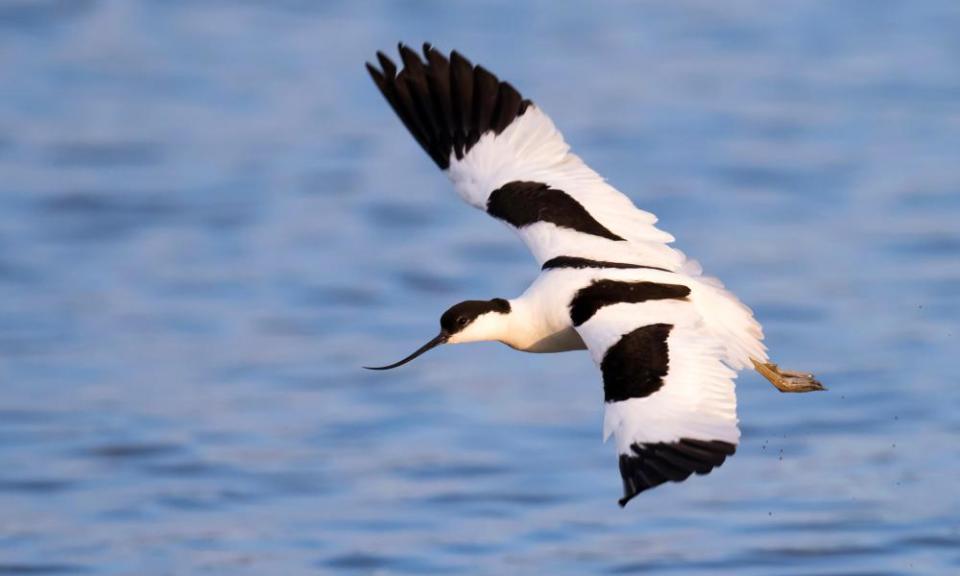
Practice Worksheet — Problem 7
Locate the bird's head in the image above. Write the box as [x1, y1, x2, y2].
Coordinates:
[364, 298, 512, 370]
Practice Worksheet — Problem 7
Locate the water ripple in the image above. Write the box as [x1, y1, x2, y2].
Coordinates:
[45, 141, 162, 168]
[0, 565, 90, 575]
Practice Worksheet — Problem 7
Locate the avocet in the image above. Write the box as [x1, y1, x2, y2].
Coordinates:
[365, 44, 824, 506]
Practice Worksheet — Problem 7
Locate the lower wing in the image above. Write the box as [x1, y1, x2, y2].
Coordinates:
[573, 297, 740, 506]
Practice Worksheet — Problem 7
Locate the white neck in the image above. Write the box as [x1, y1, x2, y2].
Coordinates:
[446, 298, 585, 353]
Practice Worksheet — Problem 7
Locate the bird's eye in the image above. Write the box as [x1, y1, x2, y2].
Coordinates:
[457, 316, 468, 326]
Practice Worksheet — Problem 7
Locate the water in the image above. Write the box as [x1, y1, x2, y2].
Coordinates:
[1, 1, 958, 574]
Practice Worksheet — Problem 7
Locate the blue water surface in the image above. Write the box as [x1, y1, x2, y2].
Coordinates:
[0, 1, 958, 574]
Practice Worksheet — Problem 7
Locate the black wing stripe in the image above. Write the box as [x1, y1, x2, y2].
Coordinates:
[618, 440, 736, 507]
[541, 256, 671, 272]
[570, 280, 690, 327]
[600, 323, 673, 403]
[367, 45, 533, 169]
[487, 181, 625, 241]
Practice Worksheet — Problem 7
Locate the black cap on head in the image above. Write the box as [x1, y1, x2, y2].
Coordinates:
[363, 298, 511, 371]
[440, 298, 511, 334]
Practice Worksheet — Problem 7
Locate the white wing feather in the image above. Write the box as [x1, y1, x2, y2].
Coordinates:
[448, 106, 687, 269]
[574, 299, 740, 454]
[368, 45, 689, 271]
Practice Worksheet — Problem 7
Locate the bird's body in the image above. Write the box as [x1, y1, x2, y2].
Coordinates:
[365, 44, 823, 506]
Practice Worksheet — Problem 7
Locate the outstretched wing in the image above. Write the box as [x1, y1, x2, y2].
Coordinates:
[366, 44, 686, 271]
[570, 291, 740, 506]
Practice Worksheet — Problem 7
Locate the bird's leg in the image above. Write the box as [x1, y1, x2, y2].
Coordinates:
[751, 358, 826, 393]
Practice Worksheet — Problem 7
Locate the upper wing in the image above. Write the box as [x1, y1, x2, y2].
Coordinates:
[571, 294, 740, 506]
[366, 44, 686, 271]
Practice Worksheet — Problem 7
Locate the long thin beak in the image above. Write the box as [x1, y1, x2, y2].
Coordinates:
[363, 332, 448, 370]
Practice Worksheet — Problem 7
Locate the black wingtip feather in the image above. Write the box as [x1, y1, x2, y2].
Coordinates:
[391, 74, 431, 156]
[401, 72, 441, 163]
[618, 439, 737, 507]
[399, 43, 426, 73]
[449, 50, 473, 68]
[472, 65, 498, 138]
[493, 81, 523, 133]
[365, 62, 383, 85]
[366, 44, 533, 170]
[376, 51, 396, 77]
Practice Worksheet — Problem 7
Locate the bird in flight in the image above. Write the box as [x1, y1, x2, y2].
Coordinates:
[364, 43, 824, 506]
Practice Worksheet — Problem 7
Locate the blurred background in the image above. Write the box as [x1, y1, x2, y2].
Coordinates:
[1, 1, 958, 574]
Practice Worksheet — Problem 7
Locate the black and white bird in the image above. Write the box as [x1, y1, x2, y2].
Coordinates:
[364, 44, 824, 507]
